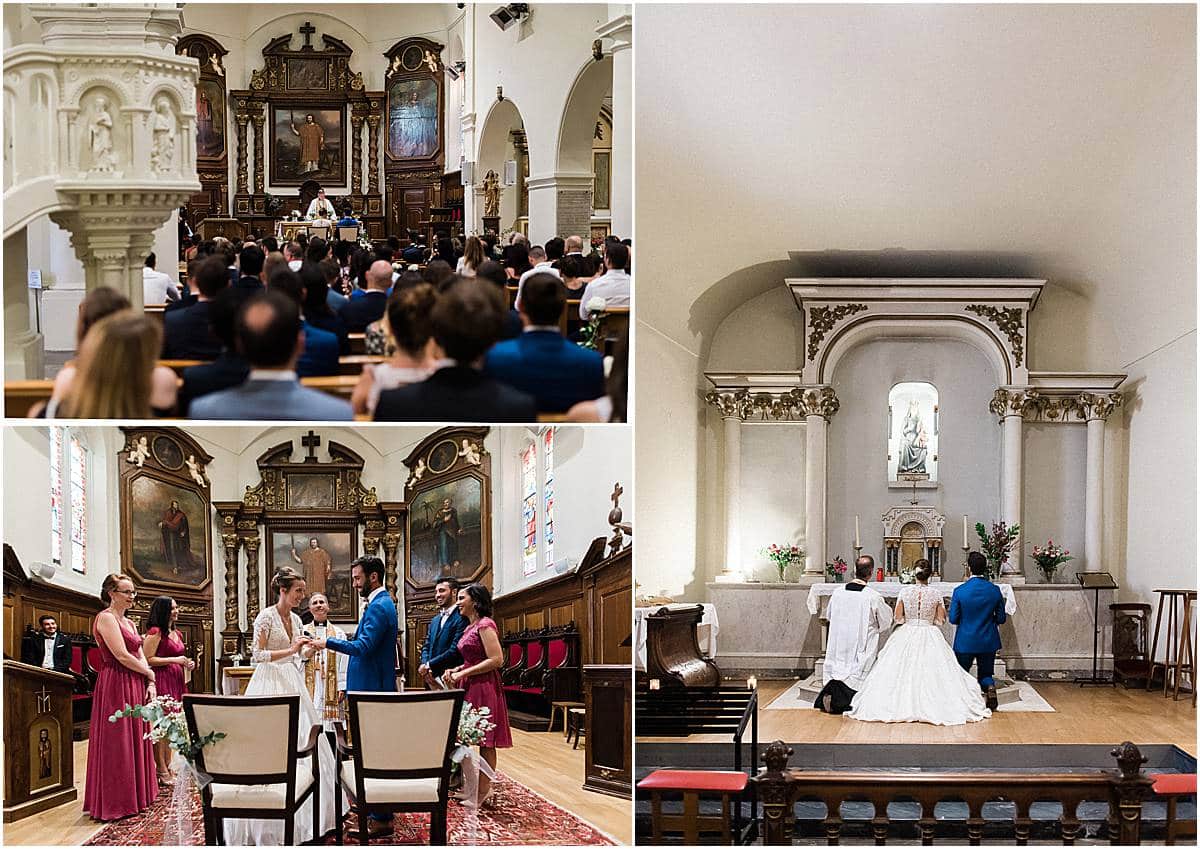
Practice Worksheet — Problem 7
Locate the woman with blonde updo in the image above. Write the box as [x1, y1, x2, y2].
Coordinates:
[224, 565, 338, 844]
[83, 574, 158, 820]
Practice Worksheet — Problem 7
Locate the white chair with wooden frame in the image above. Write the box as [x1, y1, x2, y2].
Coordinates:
[335, 689, 465, 845]
[337, 225, 360, 242]
[183, 693, 321, 846]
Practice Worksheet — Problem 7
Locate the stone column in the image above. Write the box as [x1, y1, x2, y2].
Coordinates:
[990, 389, 1031, 579]
[350, 116, 364, 196]
[526, 174, 593, 245]
[800, 387, 839, 582]
[234, 112, 249, 195]
[3, 232, 44, 380]
[251, 111, 265, 195]
[366, 115, 380, 194]
[704, 389, 750, 582]
[597, 11, 633, 239]
[1080, 393, 1123, 572]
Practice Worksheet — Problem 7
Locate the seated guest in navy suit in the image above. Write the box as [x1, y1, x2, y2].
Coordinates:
[485, 272, 605, 413]
[234, 243, 266, 295]
[417, 577, 468, 688]
[190, 291, 353, 421]
[162, 255, 228, 360]
[178, 287, 250, 415]
[338, 259, 391, 332]
[374, 278, 537, 422]
[300, 263, 350, 353]
[265, 267, 340, 377]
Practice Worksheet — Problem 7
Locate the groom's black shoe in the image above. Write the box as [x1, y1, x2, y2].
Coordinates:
[984, 685, 999, 710]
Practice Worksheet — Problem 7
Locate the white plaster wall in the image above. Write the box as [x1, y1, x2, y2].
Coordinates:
[494, 425, 633, 598]
[1116, 332, 1197, 607]
[736, 424, 806, 582]
[1023, 423, 1087, 582]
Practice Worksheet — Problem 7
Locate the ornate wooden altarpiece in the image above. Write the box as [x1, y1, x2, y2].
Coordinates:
[383, 37, 447, 241]
[118, 428, 216, 694]
[176, 34, 230, 229]
[213, 432, 405, 674]
[402, 427, 491, 685]
[228, 22, 385, 239]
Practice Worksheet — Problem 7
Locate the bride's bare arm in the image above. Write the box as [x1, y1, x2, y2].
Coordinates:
[894, 599, 906, 624]
[934, 600, 947, 626]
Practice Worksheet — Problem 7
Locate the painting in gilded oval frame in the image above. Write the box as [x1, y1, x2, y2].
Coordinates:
[126, 474, 211, 590]
[387, 77, 439, 160]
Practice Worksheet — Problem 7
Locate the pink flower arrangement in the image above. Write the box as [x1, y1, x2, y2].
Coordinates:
[1030, 539, 1073, 580]
[825, 556, 848, 581]
[761, 543, 804, 581]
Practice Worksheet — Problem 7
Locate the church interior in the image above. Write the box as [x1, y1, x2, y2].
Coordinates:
[2, 424, 632, 844]
[2, 2, 631, 423]
[633, 4, 1196, 845]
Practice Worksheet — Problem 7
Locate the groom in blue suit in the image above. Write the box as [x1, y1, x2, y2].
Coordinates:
[417, 577, 467, 688]
[306, 556, 397, 837]
[949, 551, 1007, 710]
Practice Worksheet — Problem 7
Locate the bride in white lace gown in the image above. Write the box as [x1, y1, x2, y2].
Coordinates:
[847, 565, 990, 726]
[223, 568, 338, 845]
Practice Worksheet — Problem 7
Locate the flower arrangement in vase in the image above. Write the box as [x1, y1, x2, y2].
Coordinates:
[761, 543, 805, 582]
[1030, 539, 1073, 582]
[975, 521, 1021, 579]
[825, 556, 848, 583]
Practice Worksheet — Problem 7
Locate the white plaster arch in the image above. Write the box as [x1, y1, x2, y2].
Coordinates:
[818, 315, 1012, 386]
[555, 55, 611, 173]
[475, 96, 526, 230]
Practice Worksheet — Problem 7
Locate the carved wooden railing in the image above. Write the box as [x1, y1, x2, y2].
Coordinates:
[751, 740, 1156, 846]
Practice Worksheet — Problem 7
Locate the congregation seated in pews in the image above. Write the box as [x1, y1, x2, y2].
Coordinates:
[12, 229, 630, 423]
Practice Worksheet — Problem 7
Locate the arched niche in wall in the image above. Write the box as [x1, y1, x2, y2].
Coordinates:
[383, 37, 445, 241]
[177, 34, 230, 227]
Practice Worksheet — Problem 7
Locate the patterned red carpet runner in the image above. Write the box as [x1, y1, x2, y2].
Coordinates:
[83, 772, 615, 845]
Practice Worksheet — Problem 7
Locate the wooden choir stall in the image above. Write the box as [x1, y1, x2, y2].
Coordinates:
[3, 661, 76, 822]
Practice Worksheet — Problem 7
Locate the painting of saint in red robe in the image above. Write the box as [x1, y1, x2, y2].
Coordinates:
[159, 500, 197, 575]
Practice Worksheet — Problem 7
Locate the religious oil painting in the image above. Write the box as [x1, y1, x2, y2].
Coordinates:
[888, 381, 939, 484]
[286, 473, 337, 509]
[387, 77, 439, 160]
[125, 475, 211, 590]
[408, 476, 484, 586]
[194, 79, 225, 159]
[268, 529, 356, 620]
[270, 106, 344, 186]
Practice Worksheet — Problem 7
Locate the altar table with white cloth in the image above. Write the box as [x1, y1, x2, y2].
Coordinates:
[633, 603, 720, 670]
[806, 581, 1018, 617]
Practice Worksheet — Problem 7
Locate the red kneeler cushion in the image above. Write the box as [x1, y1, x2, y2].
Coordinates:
[637, 769, 748, 794]
[1149, 773, 1197, 795]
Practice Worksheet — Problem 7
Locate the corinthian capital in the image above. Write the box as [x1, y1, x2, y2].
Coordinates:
[704, 389, 752, 420]
[1077, 392, 1123, 421]
[793, 386, 840, 420]
[989, 388, 1041, 420]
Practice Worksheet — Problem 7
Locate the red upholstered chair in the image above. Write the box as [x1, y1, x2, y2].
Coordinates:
[540, 629, 581, 703]
[637, 769, 749, 845]
[86, 646, 105, 676]
[502, 639, 526, 688]
[519, 639, 545, 689]
[1149, 773, 1196, 845]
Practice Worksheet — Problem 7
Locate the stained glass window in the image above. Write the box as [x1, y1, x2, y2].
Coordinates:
[49, 428, 64, 567]
[69, 434, 88, 573]
[522, 442, 537, 576]
[542, 427, 555, 566]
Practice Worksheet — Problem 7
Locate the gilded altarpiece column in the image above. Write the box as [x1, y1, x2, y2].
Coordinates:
[350, 115, 364, 196]
[367, 114, 381, 194]
[234, 105, 249, 195]
[214, 503, 243, 658]
[251, 110, 266, 195]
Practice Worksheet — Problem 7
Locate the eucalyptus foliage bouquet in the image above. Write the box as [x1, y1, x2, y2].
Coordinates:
[577, 296, 608, 351]
[761, 543, 805, 581]
[1030, 539, 1073, 581]
[975, 521, 1021, 579]
[456, 702, 496, 747]
[109, 695, 225, 762]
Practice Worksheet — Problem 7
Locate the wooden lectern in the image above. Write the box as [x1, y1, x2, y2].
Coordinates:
[197, 217, 246, 242]
[3, 661, 77, 822]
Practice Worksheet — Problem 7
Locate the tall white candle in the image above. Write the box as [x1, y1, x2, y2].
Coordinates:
[855, 515, 861, 547]
[963, 515, 969, 548]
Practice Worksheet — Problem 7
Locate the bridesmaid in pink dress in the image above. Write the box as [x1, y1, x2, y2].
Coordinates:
[84, 574, 158, 821]
[445, 583, 512, 803]
[143, 595, 194, 785]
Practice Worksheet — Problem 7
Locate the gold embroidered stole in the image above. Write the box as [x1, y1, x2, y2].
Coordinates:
[303, 623, 343, 721]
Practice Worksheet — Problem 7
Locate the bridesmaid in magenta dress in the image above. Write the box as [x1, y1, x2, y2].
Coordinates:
[84, 574, 158, 821]
[143, 595, 194, 785]
[445, 583, 512, 803]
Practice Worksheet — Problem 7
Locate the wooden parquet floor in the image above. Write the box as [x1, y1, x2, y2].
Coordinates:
[2, 728, 631, 846]
[638, 681, 1197, 754]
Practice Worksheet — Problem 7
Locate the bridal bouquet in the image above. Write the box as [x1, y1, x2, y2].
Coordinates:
[975, 521, 1021, 578]
[762, 543, 805, 581]
[456, 702, 496, 747]
[109, 695, 225, 762]
[1030, 539, 1072, 581]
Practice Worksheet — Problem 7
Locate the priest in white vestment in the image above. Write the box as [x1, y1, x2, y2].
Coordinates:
[301, 593, 348, 730]
[816, 556, 893, 714]
[305, 188, 336, 221]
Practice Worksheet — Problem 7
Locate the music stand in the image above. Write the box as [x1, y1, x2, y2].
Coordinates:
[1076, 572, 1118, 686]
